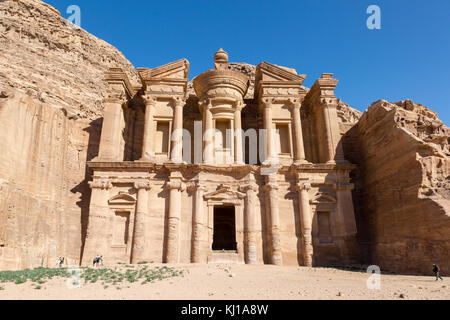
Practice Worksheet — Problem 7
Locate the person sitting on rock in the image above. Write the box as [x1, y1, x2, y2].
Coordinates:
[433, 264, 444, 281]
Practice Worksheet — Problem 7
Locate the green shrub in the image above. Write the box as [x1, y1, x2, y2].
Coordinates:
[0, 265, 185, 290]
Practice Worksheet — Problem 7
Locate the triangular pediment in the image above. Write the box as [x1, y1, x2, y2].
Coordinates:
[310, 193, 336, 205]
[108, 192, 137, 205]
[256, 62, 306, 83]
[138, 59, 190, 82]
[204, 186, 245, 201]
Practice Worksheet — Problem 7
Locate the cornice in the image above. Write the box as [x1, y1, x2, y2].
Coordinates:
[105, 68, 135, 98]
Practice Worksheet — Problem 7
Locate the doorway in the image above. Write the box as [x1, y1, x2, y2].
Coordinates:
[212, 206, 237, 251]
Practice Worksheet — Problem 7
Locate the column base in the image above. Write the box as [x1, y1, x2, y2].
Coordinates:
[92, 156, 120, 162]
[294, 159, 311, 165]
[326, 159, 352, 166]
[137, 154, 155, 162]
[166, 159, 186, 165]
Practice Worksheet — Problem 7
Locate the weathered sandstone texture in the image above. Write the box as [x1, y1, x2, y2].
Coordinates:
[344, 100, 450, 274]
[0, 0, 137, 269]
[0, 0, 448, 274]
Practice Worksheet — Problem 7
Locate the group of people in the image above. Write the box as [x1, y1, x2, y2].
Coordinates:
[59, 255, 444, 280]
[56, 255, 104, 268]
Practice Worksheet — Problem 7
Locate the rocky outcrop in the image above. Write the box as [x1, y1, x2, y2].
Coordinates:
[2, 0, 446, 275]
[0, 92, 102, 269]
[0, 0, 137, 269]
[344, 99, 450, 274]
[0, 0, 139, 120]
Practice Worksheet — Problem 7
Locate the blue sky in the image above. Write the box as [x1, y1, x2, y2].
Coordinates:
[46, 0, 450, 124]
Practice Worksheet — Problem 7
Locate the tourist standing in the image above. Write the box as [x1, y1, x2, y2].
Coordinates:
[433, 264, 444, 281]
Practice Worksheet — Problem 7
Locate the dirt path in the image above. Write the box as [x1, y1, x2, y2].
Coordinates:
[0, 264, 447, 300]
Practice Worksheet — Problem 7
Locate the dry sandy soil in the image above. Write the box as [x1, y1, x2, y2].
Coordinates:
[0, 264, 447, 300]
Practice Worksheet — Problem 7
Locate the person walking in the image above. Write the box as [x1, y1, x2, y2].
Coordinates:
[433, 264, 444, 281]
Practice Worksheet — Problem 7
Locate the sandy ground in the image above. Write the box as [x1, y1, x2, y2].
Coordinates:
[0, 264, 447, 300]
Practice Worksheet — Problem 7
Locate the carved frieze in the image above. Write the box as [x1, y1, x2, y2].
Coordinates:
[89, 180, 113, 190]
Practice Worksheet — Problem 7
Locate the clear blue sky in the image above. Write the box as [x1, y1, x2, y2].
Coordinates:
[46, 0, 450, 124]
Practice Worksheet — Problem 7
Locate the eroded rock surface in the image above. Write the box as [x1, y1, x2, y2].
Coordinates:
[0, 0, 447, 274]
[0, 0, 139, 120]
[0, 0, 133, 269]
[344, 99, 450, 274]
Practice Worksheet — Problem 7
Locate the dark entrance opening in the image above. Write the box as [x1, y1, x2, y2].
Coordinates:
[212, 206, 237, 251]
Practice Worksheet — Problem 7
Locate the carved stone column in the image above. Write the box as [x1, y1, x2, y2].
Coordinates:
[203, 100, 214, 164]
[262, 98, 275, 162]
[140, 95, 157, 160]
[98, 94, 125, 161]
[131, 181, 151, 263]
[289, 98, 307, 163]
[264, 175, 282, 266]
[321, 98, 345, 164]
[333, 182, 358, 263]
[191, 183, 207, 263]
[240, 183, 258, 264]
[83, 180, 112, 265]
[165, 178, 185, 263]
[234, 101, 244, 164]
[171, 97, 185, 163]
[297, 181, 313, 267]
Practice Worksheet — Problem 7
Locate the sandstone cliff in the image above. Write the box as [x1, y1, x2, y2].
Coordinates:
[344, 100, 450, 274]
[0, 0, 138, 269]
[2, 0, 447, 275]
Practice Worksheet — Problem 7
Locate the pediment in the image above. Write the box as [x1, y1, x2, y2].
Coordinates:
[256, 62, 306, 83]
[310, 192, 336, 205]
[138, 59, 190, 82]
[108, 192, 136, 205]
[204, 186, 246, 201]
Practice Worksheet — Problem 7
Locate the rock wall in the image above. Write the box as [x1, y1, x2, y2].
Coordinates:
[344, 100, 450, 274]
[0, 92, 101, 269]
[0, 0, 137, 269]
[0, 0, 139, 120]
[2, 0, 447, 275]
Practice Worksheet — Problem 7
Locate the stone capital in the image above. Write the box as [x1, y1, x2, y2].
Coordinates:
[263, 182, 279, 192]
[297, 182, 312, 192]
[187, 181, 207, 193]
[166, 180, 186, 192]
[142, 94, 157, 106]
[320, 97, 338, 107]
[287, 98, 301, 109]
[234, 100, 245, 111]
[89, 180, 113, 190]
[239, 184, 258, 194]
[134, 181, 152, 191]
[261, 97, 275, 109]
[171, 96, 186, 107]
[104, 91, 127, 105]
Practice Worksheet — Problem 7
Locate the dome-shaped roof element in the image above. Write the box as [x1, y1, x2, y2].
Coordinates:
[214, 48, 229, 70]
